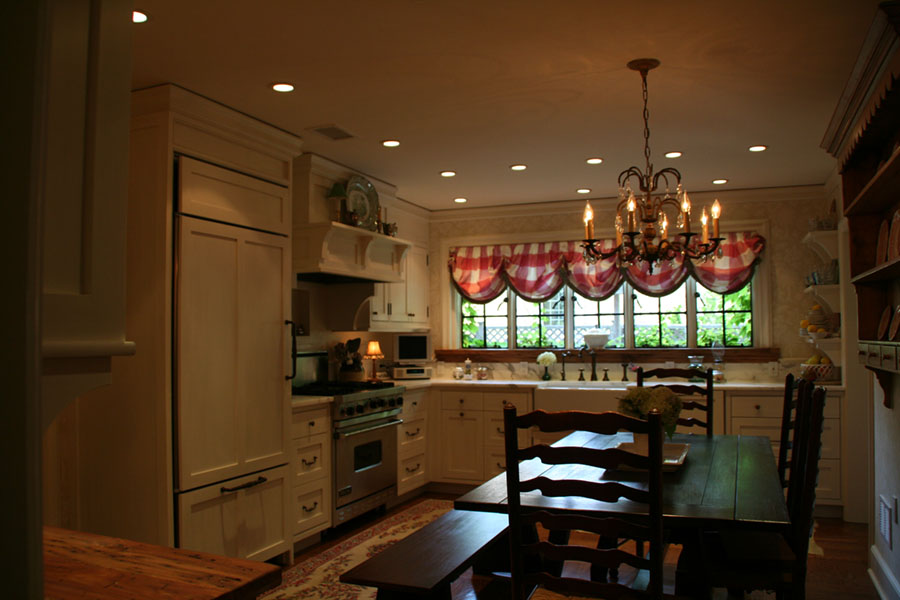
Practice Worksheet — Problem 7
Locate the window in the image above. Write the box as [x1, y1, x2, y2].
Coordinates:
[460, 291, 509, 348]
[459, 278, 754, 349]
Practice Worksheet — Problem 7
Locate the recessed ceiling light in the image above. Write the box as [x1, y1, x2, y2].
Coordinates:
[510, 164, 527, 171]
[382, 140, 400, 147]
[665, 151, 682, 158]
[440, 171, 456, 177]
[712, 178, 728, 185]
[748, 145, 767, 152]
[454, 197, 467, 204]
[271, 83, 294, 93]
[576, 188, 591, 194]
[132, 11, 148, 23]
[585, 158, 603, 165]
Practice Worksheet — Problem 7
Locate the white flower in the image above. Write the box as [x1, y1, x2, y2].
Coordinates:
[536, 351, 557, 366]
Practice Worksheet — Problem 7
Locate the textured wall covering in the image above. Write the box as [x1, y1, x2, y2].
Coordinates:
[428, 185, 832, 361]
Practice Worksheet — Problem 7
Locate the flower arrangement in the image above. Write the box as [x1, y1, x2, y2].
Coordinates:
[536, 351, 557, 381]
[536, 352, 557, 367]
[618, 387, 683, 438]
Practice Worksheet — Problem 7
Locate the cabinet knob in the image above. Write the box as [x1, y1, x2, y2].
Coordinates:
[459, 398, 464, 403]
[754, 404, 761, 410]
[309, 421, 315, 427]
[459, 412, 464, 417]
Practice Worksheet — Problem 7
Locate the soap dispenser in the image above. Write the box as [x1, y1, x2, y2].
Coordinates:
[464, 357, 473, 380]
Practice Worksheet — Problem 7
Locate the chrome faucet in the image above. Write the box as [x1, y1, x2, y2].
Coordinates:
[579, 347, 598, 381]
[559, 351, 573, 381]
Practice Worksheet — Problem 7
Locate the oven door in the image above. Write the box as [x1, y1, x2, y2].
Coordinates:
[333, 416, 400, 510]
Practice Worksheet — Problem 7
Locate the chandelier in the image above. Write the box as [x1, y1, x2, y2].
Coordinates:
[582, 58, 722, 273]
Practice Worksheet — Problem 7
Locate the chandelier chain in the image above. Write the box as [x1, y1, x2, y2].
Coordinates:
[642, 70, 651, 177]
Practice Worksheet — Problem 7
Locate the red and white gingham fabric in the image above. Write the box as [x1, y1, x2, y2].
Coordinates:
[691, 231, 766, 293]
[448, 232, 765, 302]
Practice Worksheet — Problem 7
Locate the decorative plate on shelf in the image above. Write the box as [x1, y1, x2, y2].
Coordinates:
[877, 305, 892, 340]
[345, 175, 380, 231]
[890, 210, 900, 260]
[877, 219, 890, 264]
[890, 305, 900, 341]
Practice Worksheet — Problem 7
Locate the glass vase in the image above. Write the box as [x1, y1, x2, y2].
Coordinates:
[542, 366, 551, 380]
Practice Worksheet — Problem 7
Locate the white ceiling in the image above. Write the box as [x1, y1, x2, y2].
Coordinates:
[131, 1, 881, 211]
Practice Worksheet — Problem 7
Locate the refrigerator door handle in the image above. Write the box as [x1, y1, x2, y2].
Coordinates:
[220, 475, 267, 495]
[285, 319, 297, 380]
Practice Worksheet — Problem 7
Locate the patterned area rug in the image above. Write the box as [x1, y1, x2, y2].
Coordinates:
[260, 499, 453, 600]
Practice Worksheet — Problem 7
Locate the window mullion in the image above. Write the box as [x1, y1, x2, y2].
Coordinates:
[686, 279, 698, 347]
[624, 283, 635, 349]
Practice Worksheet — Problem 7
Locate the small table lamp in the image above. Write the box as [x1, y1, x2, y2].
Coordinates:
[363, 340, 384, 381]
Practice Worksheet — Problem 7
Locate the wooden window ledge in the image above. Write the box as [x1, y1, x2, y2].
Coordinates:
[435, 348, 780, 364]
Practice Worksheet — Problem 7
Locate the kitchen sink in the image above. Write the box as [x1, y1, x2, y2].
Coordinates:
[534, 381, 629, 413]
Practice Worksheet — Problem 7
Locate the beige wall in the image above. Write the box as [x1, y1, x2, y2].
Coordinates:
[428, 184, 830, 361]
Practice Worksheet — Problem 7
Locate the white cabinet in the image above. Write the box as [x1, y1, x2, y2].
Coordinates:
[371, 245, 430, 331]
[397, 388, 429, 496]
[177, 465, 292, 561]
[726, 390, 842, 504]
[436, 388, 532, 483]
[291, 405, 332, 540]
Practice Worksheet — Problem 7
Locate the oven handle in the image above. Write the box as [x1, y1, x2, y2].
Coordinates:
[336, 418, 403, 438]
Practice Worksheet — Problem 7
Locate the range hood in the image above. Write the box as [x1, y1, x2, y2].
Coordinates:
[294, 221, 411, 283]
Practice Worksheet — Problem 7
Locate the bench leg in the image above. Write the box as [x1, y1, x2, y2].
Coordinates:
[473, 530, 510, 575]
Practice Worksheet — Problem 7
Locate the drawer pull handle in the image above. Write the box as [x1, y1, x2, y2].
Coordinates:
[309, 421, 316, 427]
[459, 398, 464, 403]
[408, 313, 415, 317]
[220, 475, 266, 494]
[412, 401, 418, 406]
[406, 464, 420, 473]
[301, 456, 318, 466]
[754, 404, 761, 410]
[459, 412, 464, 417]
[405, 428, 421, 437]
[302, 501, 318, 513]
[497, 427, 504, 434]
[497, 462, 505, 469]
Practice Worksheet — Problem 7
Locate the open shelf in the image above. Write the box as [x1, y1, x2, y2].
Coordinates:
[845, 139, 900, 216]
[801, 230, 839, 263]
[803, 284, 841, 313]
[850, 256, 900, 284]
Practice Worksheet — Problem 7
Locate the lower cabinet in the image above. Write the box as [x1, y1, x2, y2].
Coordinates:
[397, 388, 429, 496]
[177, 464, 291, 561]
[291, 405, 332, 541]
[727, 389, 842, 503]
[437, 387, 532, 484]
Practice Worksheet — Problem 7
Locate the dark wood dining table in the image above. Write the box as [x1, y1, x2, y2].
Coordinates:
[455, 431, 790, 593]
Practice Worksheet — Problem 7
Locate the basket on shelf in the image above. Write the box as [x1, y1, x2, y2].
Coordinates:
[801, 363, 839, 382]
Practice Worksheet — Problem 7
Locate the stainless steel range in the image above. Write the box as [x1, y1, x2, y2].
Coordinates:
[293, 380, 405, 525]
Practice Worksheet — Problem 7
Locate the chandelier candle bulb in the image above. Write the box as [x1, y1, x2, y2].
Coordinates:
[681, 192, 691, 232]
[583, 201, 594, 239]
[711, 199, 721, 238]
[701, 208, 709, 244]
[627, 196, 636, 231]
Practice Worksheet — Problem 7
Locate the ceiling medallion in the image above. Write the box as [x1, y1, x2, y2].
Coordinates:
[582, 58, 722, 273]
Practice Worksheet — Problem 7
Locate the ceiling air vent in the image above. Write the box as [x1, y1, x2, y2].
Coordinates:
[310, 124, 354, 141]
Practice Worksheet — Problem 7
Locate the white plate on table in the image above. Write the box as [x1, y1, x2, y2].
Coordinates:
[614, 442, 690, 471]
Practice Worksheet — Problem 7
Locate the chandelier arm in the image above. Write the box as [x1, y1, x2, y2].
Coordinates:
[652, 167, 682, 193]
[618, 166, 645, 188]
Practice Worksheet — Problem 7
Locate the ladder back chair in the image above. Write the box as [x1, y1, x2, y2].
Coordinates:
[699, 385, 826, 599]
[502, 405, 667, 600]
[778, 375, 812, 491]
[636, 367, 714, 437]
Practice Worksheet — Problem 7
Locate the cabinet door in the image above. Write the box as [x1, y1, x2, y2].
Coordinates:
[177, 216, 290, 490]
[439, 410, 484, 481]
[178, 465, 291, 561]
[405, 246, 429, 325]
[370, 283, 391, 323]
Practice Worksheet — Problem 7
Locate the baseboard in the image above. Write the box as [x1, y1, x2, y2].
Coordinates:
[869, 544, 900, 600]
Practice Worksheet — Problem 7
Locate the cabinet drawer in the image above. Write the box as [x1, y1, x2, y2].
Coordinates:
[866, 345, 882, 367]
[398, 452, 427, 496]
[730, 416, 781, 441]
[880, 344, 897, 371]
[398, 417, 426, 453]
[857, 343, 868, 365]
[441, 391, 483, 410]
[816, 458, 841, 501]
[730, 396, 782, 418]
[484, 447, 508, 480]
[484, 413, 531, 447]
[292, 407, 329, 439]
[293, 480, 330, 537]
[294, 433, 329, 487]
[483, 391, 530, 412]
[401, 392, 427, 418]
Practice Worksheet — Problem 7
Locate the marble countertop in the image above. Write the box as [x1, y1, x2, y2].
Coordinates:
[392, 378, 845, 392]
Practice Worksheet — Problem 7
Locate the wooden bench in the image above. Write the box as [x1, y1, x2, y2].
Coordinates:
[340, 509, 509, 600]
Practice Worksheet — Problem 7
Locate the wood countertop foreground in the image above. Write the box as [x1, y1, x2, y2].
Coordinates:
[43, 526, 281, 600]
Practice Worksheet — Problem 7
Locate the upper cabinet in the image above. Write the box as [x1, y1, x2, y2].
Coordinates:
[823, 1, 900, 404]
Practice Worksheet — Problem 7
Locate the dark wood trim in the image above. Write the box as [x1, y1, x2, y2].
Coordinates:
[435, 347, 780, 364]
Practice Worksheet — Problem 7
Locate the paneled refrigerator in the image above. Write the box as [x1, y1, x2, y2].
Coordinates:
[172, 156, 293, 562]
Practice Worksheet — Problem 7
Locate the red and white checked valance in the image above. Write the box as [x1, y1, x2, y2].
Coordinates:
[448, 232, 765, 302]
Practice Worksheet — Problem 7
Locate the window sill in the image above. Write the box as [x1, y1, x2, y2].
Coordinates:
[434, 347, 780, 364]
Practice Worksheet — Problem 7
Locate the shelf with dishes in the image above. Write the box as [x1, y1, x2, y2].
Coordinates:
[803, 284, 840, 314]
[801, 230, 839, 264]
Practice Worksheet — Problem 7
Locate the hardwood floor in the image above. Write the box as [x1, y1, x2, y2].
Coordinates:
[292, 493, 879, 600]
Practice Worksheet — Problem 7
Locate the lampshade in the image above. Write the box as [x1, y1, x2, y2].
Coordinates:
[363, 340, 384, 359]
